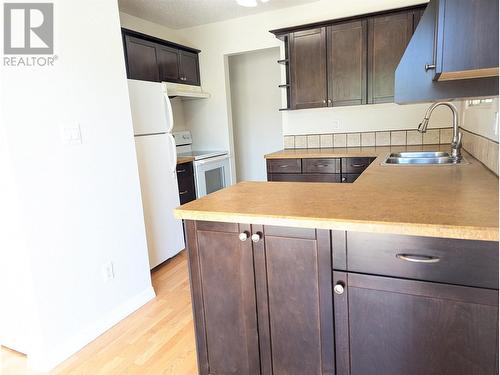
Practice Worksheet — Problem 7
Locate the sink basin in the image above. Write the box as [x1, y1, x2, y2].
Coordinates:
[389, 151, 450, 158]
[384, 151, 465, 165]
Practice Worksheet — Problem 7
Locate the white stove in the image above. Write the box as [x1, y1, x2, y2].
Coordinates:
[177, 150, 228, 161]
[173, 131, 231, 198]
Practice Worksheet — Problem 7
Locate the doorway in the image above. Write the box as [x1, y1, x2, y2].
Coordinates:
[228, 48, 283, 182]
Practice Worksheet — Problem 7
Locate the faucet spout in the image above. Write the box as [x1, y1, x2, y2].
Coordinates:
[418, 102, 462, 161]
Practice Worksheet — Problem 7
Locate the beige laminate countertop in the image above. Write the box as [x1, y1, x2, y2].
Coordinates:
[177, 156, 195, 164]
[174, 145, 499, 241]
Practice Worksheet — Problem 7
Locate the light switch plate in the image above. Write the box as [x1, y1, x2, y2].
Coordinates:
[60, 123, 82, 145]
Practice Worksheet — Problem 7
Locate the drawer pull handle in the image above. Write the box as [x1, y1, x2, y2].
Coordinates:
[351, 164, 366, 168]
[396, 254, 440, 263]
[179, 190, 189, 195]
[177, 169, 186, 173]
[279, 164, 289, 168]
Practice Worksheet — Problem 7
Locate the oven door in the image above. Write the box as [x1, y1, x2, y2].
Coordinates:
[193, 155, 231, 198]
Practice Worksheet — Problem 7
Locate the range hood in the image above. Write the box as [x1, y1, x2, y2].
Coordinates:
[163, 82, 210, 100]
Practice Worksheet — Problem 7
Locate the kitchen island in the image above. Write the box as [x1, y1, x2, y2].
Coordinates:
[174, 146, 499, 375]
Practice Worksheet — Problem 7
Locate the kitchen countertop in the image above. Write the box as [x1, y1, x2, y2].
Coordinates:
[174, 145, 499, 241]
[177, 156, 195, 164]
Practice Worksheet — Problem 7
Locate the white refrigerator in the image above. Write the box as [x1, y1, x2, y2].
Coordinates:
[128, 79, 185, 269]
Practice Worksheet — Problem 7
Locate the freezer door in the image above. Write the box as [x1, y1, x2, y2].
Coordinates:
[135, 133, 184, 269]
[128, 79, 173, 135]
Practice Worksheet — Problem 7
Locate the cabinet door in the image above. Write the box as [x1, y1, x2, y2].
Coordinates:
[185, 221, 260, 375]
[435, 0, 499, 80]
[367, 11, 413, 103]
[289, 28, 328, 109]
[124, 36, 159, 82]
[179, 50, 200, 85]
[156, 45, 180, 83]
[333, 271, 499, 375]
[412, 7, 425, 32]
[327, 20, 367, 106]
[253, 225, 334, 375]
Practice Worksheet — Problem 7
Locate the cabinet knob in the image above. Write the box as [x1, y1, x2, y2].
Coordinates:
[334, 282, 345, 295]
[251, 232, 262, 243]
[322, 99, 327, 104]
[425, 63, 436, 71]
[341, 177, 347, 182]
[327, 99, 332, 104]
[239, 232, 249, 241]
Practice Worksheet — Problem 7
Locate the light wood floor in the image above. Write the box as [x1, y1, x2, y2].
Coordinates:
[1, 251, 198, 375]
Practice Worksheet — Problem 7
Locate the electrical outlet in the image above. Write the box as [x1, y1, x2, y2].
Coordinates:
[102, 262, 114, 282]
[332, 120, 341, 130]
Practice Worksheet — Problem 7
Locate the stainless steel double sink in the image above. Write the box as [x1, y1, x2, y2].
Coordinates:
[383, 151, 466, 165]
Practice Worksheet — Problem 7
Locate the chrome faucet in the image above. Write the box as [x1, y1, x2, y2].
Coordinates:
[418, 102, 462, 161]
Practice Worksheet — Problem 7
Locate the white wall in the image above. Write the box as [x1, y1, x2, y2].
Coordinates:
[1, 0, 154, 371]
[283, 102, 455, 135]
[229, 48, 283, 181]
[460, 98, 499, 141]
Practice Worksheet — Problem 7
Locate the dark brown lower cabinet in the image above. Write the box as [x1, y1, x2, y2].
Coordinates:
[333, 271, 499, 375]
[253, 225, 334, 375]
[185, 221, 334, 375]
[186, 221, 498, 375]
[185, 221, 260, 375]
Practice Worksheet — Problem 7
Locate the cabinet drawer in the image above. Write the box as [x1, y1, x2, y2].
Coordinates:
[342, 157, 374, 174]
[177, 162, 196, 204]
[344, 232, 499, 289]
[269, 173, 341, 183]
[267, 159, 301, 174]
[303, 158, 340, 174]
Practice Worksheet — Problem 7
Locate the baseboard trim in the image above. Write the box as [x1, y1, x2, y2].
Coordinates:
[27, 286, 156, 372]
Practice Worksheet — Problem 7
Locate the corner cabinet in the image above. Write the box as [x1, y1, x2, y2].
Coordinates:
[395, 0, 499, 103]
[122, 29, 201, 85]
[185, 221, 334, 375]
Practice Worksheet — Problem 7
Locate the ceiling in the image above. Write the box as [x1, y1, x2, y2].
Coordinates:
[118, 0, 320, 29]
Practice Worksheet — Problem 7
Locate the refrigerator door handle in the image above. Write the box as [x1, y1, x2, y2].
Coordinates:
[168, 133, 177, 173]
[164, 93, 175, 133]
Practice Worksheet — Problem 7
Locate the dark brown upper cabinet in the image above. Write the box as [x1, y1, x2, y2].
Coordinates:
[395, 0, 499, 103]
[289, 27, 328, 109]
[367, 11, 413, 104]
[122, 28, 201, 86]
[179, 51, 201, 85]
[434, 0, 499, 81]
[271, 5, 424, 110]
[327, 20, 367, 106]
[156, 45, 180, 83]
[124, 36, 159, 82]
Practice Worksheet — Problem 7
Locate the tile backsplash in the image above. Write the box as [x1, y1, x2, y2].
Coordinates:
[283, 127, 499, 176]
[461, 128, 499, 175]
[283, 127, 453, 149]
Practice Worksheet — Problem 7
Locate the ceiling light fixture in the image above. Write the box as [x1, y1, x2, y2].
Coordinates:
[236, 0, 257, 7]
[236, 0, 270, 7]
